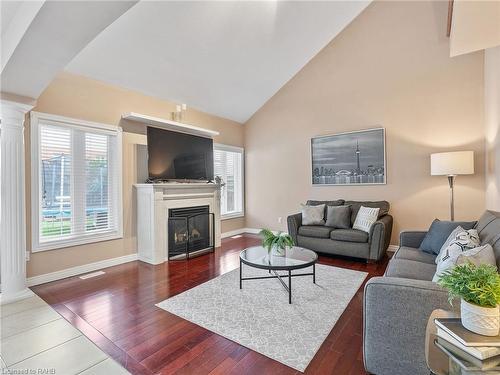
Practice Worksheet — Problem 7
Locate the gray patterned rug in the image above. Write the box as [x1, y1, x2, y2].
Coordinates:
[156, 264, 367, 372]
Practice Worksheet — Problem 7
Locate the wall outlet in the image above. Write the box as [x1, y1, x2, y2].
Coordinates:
[277, 217, 282, 224]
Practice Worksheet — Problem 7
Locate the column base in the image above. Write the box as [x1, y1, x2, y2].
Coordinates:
[0, 288, 35, 305]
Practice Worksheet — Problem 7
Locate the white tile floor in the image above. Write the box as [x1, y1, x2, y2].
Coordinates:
[0, 294, 130, 375]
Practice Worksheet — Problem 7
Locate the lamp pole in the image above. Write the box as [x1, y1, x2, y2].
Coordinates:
[448, 175, 455, 221]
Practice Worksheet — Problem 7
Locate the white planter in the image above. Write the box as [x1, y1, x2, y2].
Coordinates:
[461, 299, 500, 336]
[272, 246, 286, 257]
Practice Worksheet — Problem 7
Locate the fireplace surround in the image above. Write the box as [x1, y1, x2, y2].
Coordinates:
[135, 182, 221, 264]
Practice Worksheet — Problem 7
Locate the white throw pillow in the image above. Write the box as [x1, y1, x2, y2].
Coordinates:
[353, 206, 380, 233]
[432, 229, 485, 282]
[301, 204, 325, 225]
[433, 244, 496, 282]
[435, 226, 465, 264]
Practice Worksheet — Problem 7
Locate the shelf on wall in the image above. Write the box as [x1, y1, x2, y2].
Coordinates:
[122, 112, 219, 138]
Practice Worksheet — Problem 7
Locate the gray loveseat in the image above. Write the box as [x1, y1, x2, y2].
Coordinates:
[363, 210, 500, 375]
[287, 200, 393, 262]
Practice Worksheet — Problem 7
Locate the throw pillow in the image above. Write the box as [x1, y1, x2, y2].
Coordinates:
[419, 219, 476, 254]
[433, 243, 495, 282]
[325, 205, 351, 229]
[301, 204, 325, 225]
[435, 226, 464, 264]
[353, 206, 380, 233]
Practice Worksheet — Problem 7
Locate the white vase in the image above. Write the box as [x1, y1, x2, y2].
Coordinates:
[460, 299, 500, 336]
[272, 246, 286, 257]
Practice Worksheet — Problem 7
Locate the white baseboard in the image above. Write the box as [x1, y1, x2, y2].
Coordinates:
[221, 228, 283, 239]
[387, 245, 399, 253]
[27, 253, 138, 287]
[221, 228, 247, 238]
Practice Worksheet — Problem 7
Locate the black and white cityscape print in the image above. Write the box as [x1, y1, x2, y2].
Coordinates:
[311, 128, 386, 185]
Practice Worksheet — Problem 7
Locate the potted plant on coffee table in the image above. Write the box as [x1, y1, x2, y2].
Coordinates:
[438, 263, 500, 336]
[259, 229, 295, 257]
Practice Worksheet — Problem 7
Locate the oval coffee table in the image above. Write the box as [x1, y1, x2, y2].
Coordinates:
[239, 246, 318, 304]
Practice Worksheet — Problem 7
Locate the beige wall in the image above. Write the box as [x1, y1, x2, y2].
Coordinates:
[450, 0, 500, 57]
[26, 72, 244, 277]
[244, 0, 486, 244]
[485, 46, 500, 210]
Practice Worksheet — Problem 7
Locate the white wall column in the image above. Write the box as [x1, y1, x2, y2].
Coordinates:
[0, 100, 34, 304]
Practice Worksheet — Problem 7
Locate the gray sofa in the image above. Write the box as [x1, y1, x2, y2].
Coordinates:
[287, 200, 393, 262]
[363, 210, 500, 375]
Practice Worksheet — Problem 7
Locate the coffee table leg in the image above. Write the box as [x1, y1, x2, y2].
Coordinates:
[313, 263, 316, 284]
[239, 258, 242, 289]
[288, 270, 292, 304]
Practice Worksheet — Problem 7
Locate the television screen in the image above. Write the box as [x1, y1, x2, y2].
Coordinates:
[147, 127, 214, 181]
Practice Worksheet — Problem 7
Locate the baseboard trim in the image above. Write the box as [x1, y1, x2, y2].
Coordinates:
[27, 253, 139, 287]
[387, 245, 399, 253]
[221, 228, 247, 238]
[222, 228, 283, 239]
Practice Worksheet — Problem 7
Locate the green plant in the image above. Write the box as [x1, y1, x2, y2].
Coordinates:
[438, 263, 500, 308]
[259, 229, 294, 253]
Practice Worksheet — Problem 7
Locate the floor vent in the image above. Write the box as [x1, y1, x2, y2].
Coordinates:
[79, 271, 105, 280]
[231, 235, 243, 239]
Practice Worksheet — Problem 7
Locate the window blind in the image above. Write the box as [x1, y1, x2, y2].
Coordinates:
[32, 113, 122, 251]
[214, 145, 243, 217]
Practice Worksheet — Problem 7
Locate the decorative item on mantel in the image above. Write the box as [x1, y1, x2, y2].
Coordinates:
[438, 263, 500, 336]
[171, 103, 187, 122]
[260, 229, 295, 257]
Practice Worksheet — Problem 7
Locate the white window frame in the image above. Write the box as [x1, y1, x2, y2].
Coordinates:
[214, 143, 244, 220]
[30, 111, 123, 252]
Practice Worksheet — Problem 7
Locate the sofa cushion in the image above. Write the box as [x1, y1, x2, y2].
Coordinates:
[307, 200, 345, 219]
[298, 225, 333, 239]
[306, 199, 345, 207]
[345, 200, 390, 226]
[384, 259, 436, 281]
[325, 205, 351, 229]
[393, 246, 437, 264]
[419, 219, 476, 254]
[475, 210, 500, 266]
[330, 229, 368, 243]
[301, 204, 325, 225]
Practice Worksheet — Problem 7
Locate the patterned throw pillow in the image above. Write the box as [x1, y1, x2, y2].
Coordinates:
[435, 226, 465, 264]
[301, 204, 325, 225]
[433, 244, 496, 282]
[353, 206, 380, 233]
[432, 229, 481, 282]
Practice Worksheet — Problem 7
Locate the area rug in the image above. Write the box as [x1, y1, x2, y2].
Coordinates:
[156, 264, 367, 372]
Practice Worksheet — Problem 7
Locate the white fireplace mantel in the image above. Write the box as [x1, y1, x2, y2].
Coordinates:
[134, 182, 221, 264]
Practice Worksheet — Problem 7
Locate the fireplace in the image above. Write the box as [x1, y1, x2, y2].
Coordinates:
[168, 205, 214, 259]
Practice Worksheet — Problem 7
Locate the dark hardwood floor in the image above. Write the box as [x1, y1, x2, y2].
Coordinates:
[32, 234, 389, 375]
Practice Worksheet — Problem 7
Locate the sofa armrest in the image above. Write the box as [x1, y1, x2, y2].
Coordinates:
[363, 277, 456, 375]
[400, 231, 427, 248]
[368, 215, 393, 261]
[287, 213, 302, 243]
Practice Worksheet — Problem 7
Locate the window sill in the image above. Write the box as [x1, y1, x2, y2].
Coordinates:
[32, 231, 123, 252]
[221, 213, 245, 221]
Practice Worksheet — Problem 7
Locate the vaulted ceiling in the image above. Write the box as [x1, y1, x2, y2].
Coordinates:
[66, 1, 370, 123]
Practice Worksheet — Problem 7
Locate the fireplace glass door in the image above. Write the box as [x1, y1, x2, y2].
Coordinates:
[168, 205, 214, 259]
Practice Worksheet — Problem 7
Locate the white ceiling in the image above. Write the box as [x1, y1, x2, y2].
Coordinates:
[66, 1, 370, 123]
[1, 1, 137, 99]
[1, 1, 22, 34]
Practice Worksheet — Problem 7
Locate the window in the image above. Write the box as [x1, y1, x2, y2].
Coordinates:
[31, 112, 122, 251]
[214, 144, 244, 219]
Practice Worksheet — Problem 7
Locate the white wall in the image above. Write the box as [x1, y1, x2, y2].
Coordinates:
[485, 46, 500, 210]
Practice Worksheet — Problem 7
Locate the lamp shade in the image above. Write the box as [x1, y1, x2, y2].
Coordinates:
[431, 151, 474, 176]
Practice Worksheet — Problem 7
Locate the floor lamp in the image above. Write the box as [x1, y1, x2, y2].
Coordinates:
[431, 151, 474, 221]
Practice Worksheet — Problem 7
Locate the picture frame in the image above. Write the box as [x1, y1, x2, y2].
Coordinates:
[311, 128, 386, 186]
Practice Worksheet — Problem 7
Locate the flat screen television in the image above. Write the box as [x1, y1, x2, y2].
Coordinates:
[146, 127, 214, 182]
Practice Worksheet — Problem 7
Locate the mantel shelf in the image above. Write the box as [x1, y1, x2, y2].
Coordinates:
[122, 112, 219, 138]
